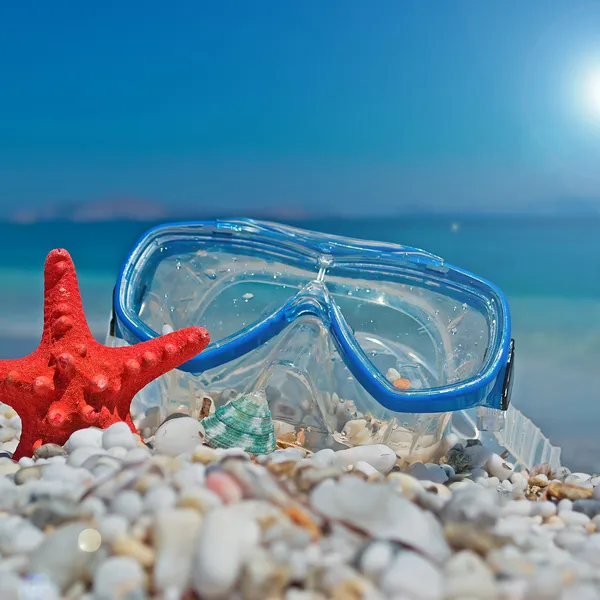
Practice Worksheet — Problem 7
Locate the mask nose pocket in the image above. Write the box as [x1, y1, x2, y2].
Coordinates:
[246, 315, 338, 449]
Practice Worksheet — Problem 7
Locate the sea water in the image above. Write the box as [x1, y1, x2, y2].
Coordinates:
[0, 216, 598, 470]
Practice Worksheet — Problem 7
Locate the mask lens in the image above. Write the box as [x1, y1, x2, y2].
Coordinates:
[137, 240, 318, 344]
[325, 266, 493, 390]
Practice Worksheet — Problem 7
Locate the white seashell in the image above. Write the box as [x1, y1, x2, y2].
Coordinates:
[334, 445, 396, 474]
[485, 454, 515, 482]
[154, 416, 205, 457]
[340, 419, 372, 445]
[310, 477, 450, 563]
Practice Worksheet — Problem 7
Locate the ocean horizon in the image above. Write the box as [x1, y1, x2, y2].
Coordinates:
[0, 215, 598, 471]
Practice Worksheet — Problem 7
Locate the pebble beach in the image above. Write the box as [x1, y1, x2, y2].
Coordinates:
[2, 402, 600, 600]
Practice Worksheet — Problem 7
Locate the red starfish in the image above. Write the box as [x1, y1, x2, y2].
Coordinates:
[0, 248, 210, 459]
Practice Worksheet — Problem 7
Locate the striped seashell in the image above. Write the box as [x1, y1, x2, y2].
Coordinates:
[202, 390, 276, 455]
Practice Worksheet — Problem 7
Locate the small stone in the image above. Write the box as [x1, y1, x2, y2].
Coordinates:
[464, 443, 493, 470]
[178, 486, 223, 513]
[153, 509, 203, 594]
[359, 540, 395, 581]
[559, 510, 590, 527]
[67, 446, 108, 468]
[573, 499, 600, 519]
[353, 460, 380, 478]
[14, 465, 46, 485]
[34, 443, 67, 459]
[97, 514, 129, 545]
[112, 536, 155, 568]
[206, 469, 244, 504]
[441, 485, 499, 526]
[239, 547, 291, 600]
[547, 481, 593, 501]
[443, 444, 472, 474]
[143, 485, 177, 513]
[0, 477, 18, 510]
[380, 550, 442, 599]
[92, 556, 146, 600]
[111, 490, 144, 522]
[530, 501, 557, 518]
[192, 505, 260, 599]
[102, 422, 137, 450]
[28, 523, 102, 592]
[444, 550, 497, 600]
[554, 529, 588, 552]
[0, 457, 20, 477]
[65, 428, 104, 452]
[501, 500, 532, 517]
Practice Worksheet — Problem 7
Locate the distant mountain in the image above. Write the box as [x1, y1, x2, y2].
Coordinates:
[5, 195, 600, 223]
[9, 198, 169, 224]
[6, 198, 314, 224]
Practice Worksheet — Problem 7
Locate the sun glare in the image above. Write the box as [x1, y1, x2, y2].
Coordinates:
[583, 70, 600, 117]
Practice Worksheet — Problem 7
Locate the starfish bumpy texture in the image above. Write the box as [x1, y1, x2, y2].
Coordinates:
[0, 248, 210, 459]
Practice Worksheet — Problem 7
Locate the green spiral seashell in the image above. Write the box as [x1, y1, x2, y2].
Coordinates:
[202, 390, 276, 454]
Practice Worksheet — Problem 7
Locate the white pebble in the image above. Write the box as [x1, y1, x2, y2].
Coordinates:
[531, 502, 557, 518]
[67, 447, 108, 468]
[65, 428, 104, 452]
[360, 541, 395, 581]
[153, 509, 203, 594]
[192, 505, 260, 599]
[312, 448, 336, 468]
[93, 556, 146, 600]
[102, 422, 137, 450]
[558, 499, 573, 513]
[123, 447, 151, 465]
[0, 427, 17, 443]
[97, 514, 129, 545]
[111, 490, 144, 522]
[380, 550, 442, 599]
[107, 446, 128, 459]
[354, 461, 379, 477]
[559, 511, 590, 527]
[144, 485, 177, 513]
[501, 500, 532, 517]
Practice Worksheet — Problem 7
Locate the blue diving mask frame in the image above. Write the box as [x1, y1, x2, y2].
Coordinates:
[108, 218, 525, 466]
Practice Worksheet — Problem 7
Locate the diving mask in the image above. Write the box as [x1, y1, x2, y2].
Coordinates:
[109, 218, 516, 465]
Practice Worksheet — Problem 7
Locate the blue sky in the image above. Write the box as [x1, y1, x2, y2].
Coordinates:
[2, 0, 600, 215]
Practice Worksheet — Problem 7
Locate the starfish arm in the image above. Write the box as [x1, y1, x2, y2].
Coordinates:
[0, 357, 38, 414]
[41, 249, 92, 345]
[116, 326, 210, 393]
